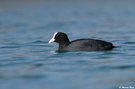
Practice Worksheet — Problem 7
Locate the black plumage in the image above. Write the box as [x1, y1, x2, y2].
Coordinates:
[49, 32, 115, 52]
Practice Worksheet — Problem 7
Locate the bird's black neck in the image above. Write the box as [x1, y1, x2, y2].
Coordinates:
[59, 41, 70, 50]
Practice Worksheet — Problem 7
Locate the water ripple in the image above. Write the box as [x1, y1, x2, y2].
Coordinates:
[97, 65, 135, 70]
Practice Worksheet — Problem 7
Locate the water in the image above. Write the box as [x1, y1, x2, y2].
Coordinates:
[0, 0, 135, 89]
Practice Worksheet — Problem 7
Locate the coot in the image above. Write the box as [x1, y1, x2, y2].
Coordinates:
[49, 32, 115, 52]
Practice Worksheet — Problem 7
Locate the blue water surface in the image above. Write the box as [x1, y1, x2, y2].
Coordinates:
[0, 0, 135, 89]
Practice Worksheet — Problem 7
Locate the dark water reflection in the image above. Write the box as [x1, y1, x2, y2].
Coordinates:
[0, 0, 135, 89]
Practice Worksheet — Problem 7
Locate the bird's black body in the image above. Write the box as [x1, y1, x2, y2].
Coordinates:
[49, 32, 115, 52]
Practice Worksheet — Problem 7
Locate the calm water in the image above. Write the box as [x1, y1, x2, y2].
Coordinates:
[0, 0, 135, 89]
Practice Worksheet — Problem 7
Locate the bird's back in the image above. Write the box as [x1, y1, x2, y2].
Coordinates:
[64, 39, 114, 51]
